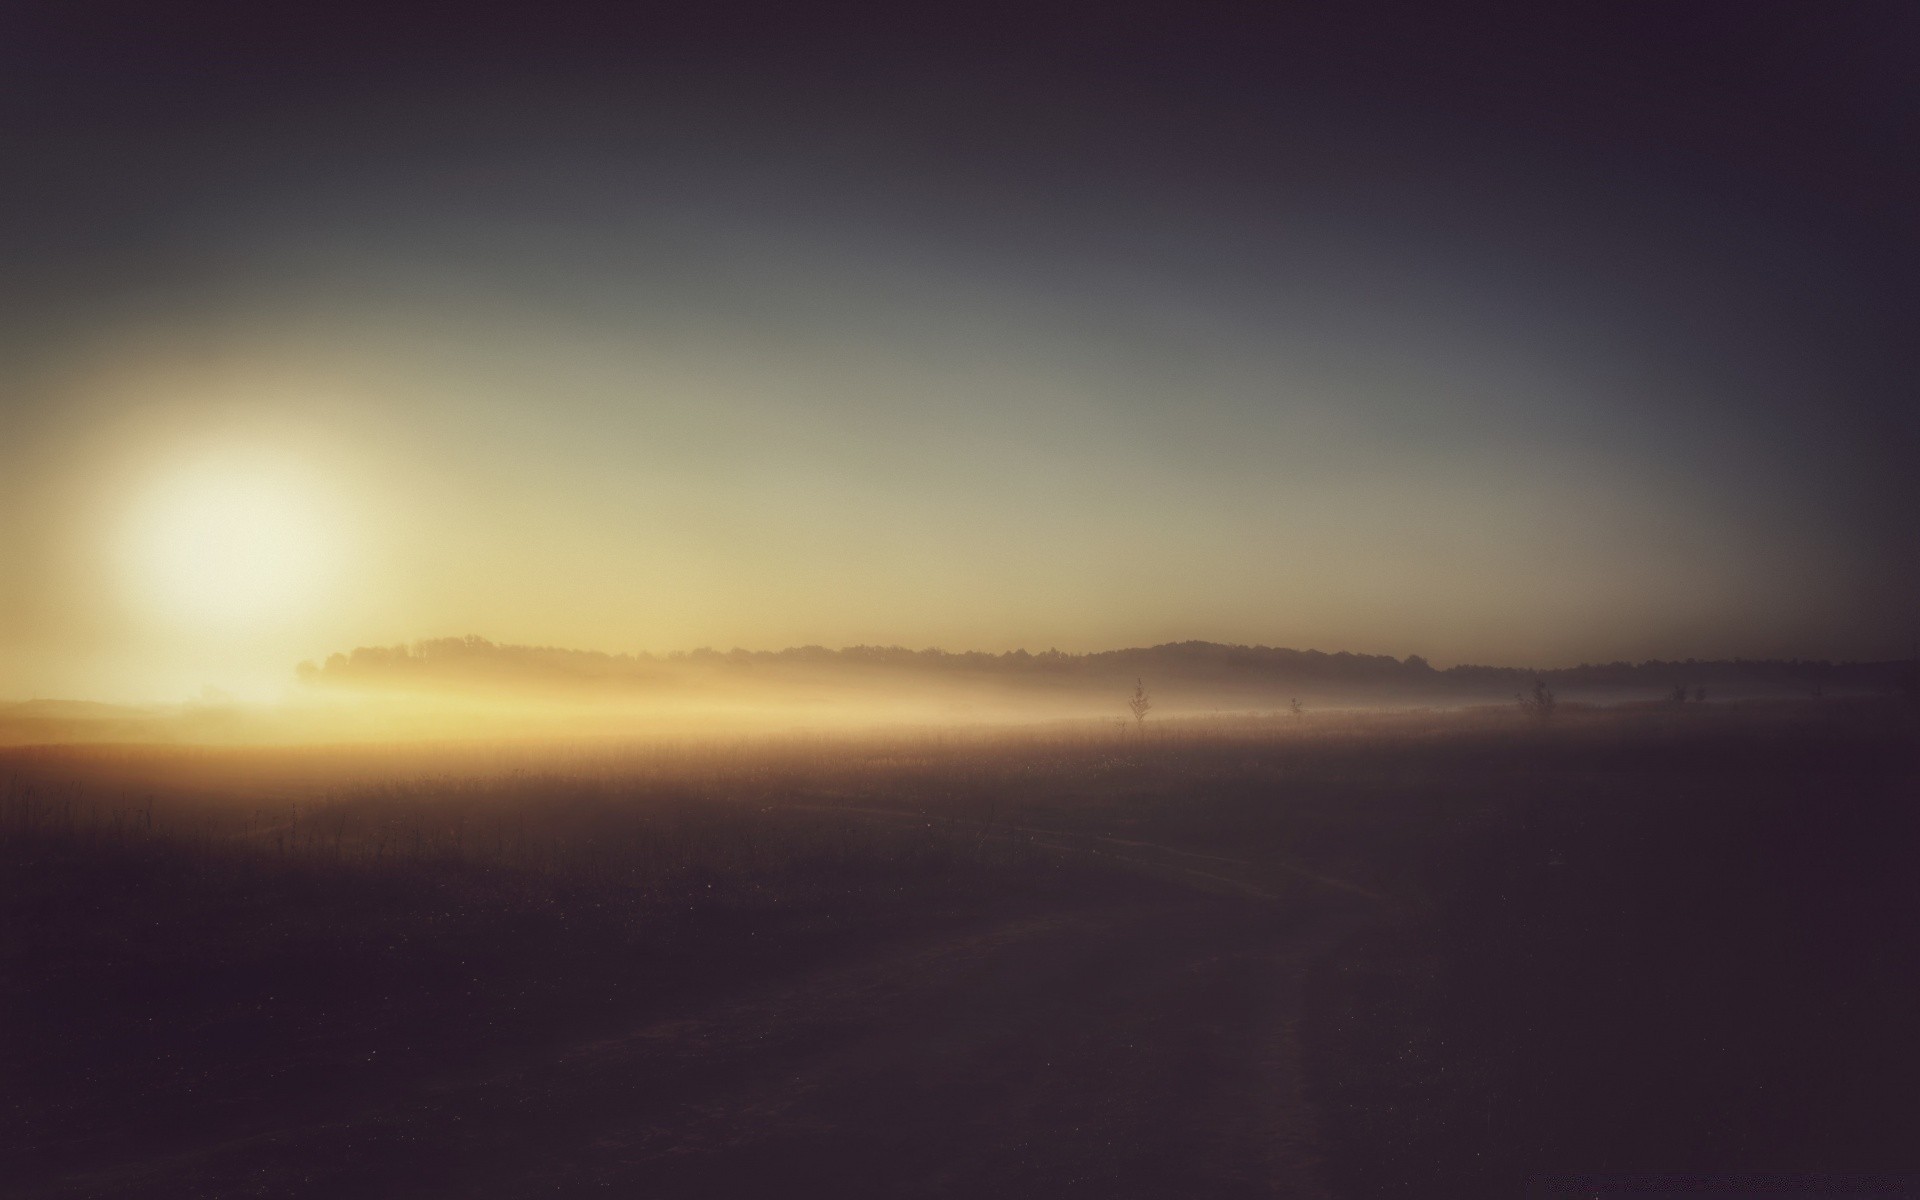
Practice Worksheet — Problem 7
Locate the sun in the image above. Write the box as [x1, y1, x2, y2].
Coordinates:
[124, 456, 339, 630]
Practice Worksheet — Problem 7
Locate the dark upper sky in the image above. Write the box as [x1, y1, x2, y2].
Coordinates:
[3, 1, 1917, 696]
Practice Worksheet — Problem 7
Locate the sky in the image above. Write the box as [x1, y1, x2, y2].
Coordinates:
[2, 1, 1917, 701]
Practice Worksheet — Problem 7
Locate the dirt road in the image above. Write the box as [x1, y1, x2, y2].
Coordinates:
[36, 872, 1369, 1200]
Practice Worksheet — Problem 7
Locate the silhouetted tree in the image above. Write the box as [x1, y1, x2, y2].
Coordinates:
[1692, 686, 1707, 703]
[1289, 697, 1305, 720]
[1517, 679, 1556, 720]
[1670, 683, 1690, 705]
[1127, 679, 1152, 731]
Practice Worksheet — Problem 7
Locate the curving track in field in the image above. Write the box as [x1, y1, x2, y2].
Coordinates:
[35, 825, 1381, 1200]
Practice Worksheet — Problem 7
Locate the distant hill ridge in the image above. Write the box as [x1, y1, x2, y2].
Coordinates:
[300, 636, 1905, 696]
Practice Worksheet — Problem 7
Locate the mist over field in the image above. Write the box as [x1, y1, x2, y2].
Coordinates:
[295, 636, 1907, 708]
[4, 635, 1909, 746]
[7, 2, 1920, 1196]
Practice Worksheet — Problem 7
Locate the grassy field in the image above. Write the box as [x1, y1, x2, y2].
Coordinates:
[4, 700, 1915, 1196]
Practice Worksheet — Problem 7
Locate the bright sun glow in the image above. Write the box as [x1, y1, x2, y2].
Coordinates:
[124, 456, 338, 631]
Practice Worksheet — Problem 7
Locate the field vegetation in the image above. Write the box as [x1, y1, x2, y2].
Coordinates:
[4, 699, 1915, 1196]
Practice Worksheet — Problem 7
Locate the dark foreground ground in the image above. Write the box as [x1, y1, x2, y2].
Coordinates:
[3, 702, 1917, 1197]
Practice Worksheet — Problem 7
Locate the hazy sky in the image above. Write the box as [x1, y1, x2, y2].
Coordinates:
[3, 2, 1917, 700]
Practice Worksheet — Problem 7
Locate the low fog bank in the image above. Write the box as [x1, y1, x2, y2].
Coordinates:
[3, 638, 1910, 746]
[300, 636, 1909, 712]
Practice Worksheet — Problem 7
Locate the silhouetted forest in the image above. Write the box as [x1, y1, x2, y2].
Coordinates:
[298, 636, 1908, 706]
